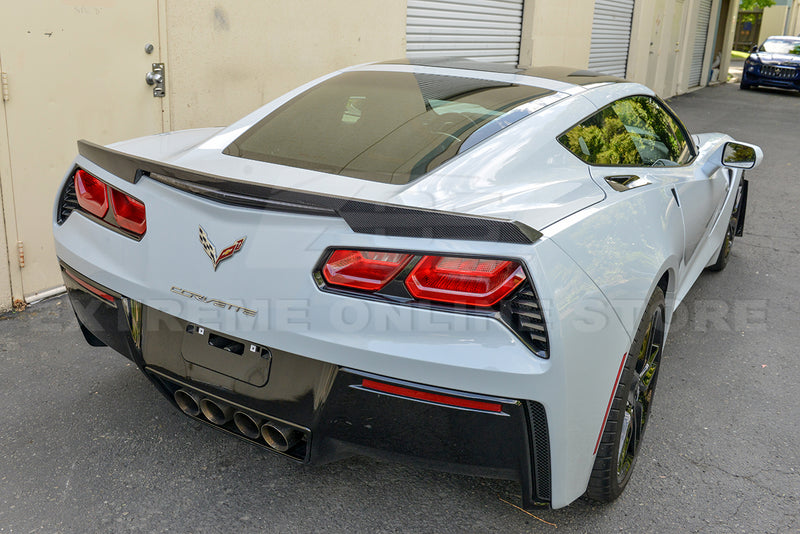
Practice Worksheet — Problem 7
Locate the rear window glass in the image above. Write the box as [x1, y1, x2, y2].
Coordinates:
[224, 71, 554, 184]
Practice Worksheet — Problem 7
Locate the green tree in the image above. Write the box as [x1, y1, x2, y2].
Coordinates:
[739, 0, 775, 10]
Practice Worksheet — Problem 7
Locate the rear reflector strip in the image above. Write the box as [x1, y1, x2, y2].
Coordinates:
[64, 269, 115, 303]
[361, 378, 503, 413]
[594, 352, 628, 455]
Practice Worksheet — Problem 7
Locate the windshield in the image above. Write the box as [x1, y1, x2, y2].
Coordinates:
[224, 71, 555, 184]
[759, 39, 800, 55]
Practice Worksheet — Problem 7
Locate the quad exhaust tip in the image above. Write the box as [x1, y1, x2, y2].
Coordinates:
[199, 398, 234, 425]
[172, 387, 303, 452]
[233, 411, 263, 440]
[174, 389, 202, 417]
[261, 421, 302, 452]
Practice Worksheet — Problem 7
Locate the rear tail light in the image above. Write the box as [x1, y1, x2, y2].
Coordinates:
[111, 189, 147, 235]
[323, 250, 413, 291]
[74, 169, 108, 218]
[405, 256, 525, 307]
[320, 249, 525, 308]
[70, 168, 146, 238]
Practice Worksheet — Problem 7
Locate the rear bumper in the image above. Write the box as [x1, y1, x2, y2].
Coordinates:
[61, 262, 552, 508]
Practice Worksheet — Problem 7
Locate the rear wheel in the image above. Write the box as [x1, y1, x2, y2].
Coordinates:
[586, 287, 665, 502]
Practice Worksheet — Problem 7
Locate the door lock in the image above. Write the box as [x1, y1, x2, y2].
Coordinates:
[145, 63, 165, 97]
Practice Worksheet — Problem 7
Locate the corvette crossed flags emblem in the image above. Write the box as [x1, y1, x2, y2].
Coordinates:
[198, 226, 246, 271]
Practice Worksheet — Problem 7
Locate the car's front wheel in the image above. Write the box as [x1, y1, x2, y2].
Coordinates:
[585, 287, 666, 502]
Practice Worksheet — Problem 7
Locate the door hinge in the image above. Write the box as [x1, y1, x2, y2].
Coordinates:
[17, 241, 24, 268]
[1, 72, 9, 101]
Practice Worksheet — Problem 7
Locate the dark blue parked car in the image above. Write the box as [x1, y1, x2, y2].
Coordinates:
[741, 36, 800, 91]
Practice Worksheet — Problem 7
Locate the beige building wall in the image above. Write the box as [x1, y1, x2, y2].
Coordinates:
[0, 190, 11, 312]
[519, 0, 595, 69]
[164, 0, 407, 130]
[792, 1, 800, 35]
[759, 6, 790, 42]
[1, 51, 16, 312]
[716, 0, 738, 84]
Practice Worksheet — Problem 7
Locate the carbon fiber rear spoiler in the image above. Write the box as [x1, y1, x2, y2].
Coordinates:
[77, 140, 541, 245]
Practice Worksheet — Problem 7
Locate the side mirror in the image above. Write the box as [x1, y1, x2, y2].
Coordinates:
[750, 45, 759, 53]
[721, 141, 763, 170]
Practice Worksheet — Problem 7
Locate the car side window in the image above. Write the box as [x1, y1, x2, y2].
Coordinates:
[558, 96, 692, 167]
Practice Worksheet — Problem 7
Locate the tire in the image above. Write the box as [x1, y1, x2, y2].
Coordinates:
[739, 81, 751, 90]
[586, 287, 666, 502]
[707, 179, 745, 272]
[706, 224, 733, 271]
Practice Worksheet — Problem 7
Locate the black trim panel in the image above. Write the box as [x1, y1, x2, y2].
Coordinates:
[62, 264, 551, 509]
[77, 140, 541, 244]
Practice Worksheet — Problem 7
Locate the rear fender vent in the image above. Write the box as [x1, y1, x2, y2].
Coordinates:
[501, 283, 549, 357]
[57, 173, 79, 225]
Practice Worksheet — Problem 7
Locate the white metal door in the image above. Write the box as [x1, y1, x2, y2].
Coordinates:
[406, 0, 524, 64]
[0, 2, 165, 301]
[689, 0, 713, 87]
[588, 0, 636, 77]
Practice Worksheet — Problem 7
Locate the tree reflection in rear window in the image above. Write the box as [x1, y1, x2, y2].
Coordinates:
[224, 71, 555, 184]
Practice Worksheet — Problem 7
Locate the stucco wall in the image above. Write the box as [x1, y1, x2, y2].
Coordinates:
[759, 5, 790, 42]
[519, 0, 595, 69]
[789, 1, 800, 35]
[164, 0, 407, 131]
[0, 191, 11, 312]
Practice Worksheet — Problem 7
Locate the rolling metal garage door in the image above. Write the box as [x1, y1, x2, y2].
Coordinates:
[689, 0, 713, 87]
[588, 0, 635, 78]
[406, 0, 524, 64]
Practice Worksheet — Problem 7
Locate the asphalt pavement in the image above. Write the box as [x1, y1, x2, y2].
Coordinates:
[1, 81, 798, 533]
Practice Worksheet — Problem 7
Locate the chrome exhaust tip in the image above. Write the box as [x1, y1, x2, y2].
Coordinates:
[233, 411, 263, 439]
[261, 421, 302, 452]
[199, 398, 234, 425]
[174, 389, 202, 417]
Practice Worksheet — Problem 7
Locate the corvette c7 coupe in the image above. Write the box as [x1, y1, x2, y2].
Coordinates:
[53, 59, 762, 509]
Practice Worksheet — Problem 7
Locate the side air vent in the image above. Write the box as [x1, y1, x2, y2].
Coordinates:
[526, 400, 552, 503]
[504, 284, 549, 357]
[57, 175, 79, 224]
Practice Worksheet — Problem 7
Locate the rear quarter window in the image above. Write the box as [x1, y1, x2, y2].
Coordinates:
[558, 95, 692, 167]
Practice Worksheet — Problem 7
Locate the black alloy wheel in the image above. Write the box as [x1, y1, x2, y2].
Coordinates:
[708, 179, 745, 272]
[586, 287, 666, 502]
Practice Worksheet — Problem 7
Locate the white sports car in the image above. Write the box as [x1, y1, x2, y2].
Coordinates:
[53, 59, 762, 509]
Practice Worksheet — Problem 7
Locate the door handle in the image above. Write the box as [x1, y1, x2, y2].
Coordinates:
[145, 63, 165, 97]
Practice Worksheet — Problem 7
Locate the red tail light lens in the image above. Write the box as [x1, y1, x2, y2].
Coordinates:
[111, 189, 147, 236]
[74, 169, 108, 218]
[323, 250, 413, 291]
[405, 256, 525, 307]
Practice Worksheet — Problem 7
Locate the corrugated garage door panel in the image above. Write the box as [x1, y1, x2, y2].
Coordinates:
[588, 0, 635, 78]
[406, 0, 524, 64]
[689, 0, 713, 87]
